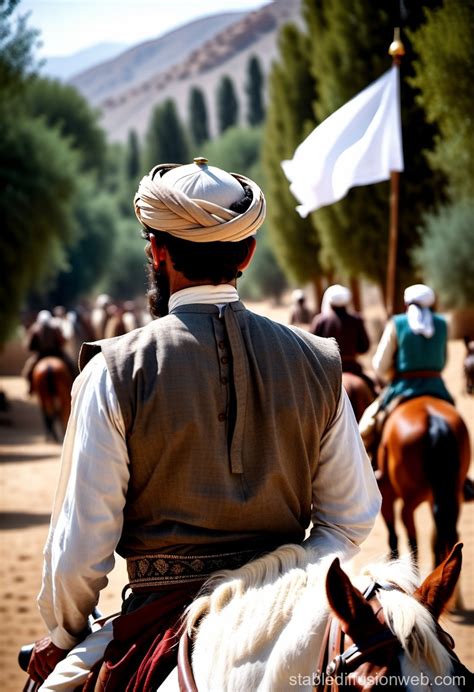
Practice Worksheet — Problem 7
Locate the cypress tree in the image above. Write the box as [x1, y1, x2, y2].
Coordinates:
[216, 75, 239, 134]
[304, 0, 444, 305]
[126, 129, 140, 181]
[145, 98, 190, 168]
[409, 0, 474, 201]
[245, 55, 265, 126]
[188, 86, 209, 146]
[262, 23, 324, 306]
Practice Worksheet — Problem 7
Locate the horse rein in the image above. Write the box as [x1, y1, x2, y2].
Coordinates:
[314, 581, 401, 691]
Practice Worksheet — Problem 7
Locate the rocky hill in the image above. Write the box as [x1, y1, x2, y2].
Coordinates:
[70, 0, 302, 143]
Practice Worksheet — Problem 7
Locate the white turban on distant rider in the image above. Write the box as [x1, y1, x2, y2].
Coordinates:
[321, 284, 352, 314]
[404, 283, 435, 338]
[292, 289, 305, 303]
[37, 310, 52, 325]
[134, 159, 266, 242]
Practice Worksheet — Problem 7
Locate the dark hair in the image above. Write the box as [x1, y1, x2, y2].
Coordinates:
[144, 185, 254, 284]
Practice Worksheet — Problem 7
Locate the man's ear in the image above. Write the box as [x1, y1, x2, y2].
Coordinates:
[149, 234, 167, 271]
[238, 237, 257, 272]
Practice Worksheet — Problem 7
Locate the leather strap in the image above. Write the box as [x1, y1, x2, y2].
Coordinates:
[178, 630, 199, 692]
[395, 370, 440, 379]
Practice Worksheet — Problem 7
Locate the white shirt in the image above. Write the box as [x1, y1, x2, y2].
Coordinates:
[372, 319, 398, 380]
[38, 285, 381, 649]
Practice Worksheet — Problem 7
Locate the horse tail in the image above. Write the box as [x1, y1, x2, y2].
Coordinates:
[424, 413, 460, 563]
[45, 364, 56, 397]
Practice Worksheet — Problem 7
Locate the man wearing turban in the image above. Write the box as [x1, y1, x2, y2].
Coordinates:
[359, 284, 455, 472]
[27, 159, 380, 690]
[310, 284, 375, 393]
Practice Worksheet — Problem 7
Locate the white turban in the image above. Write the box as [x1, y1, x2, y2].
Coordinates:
[37, 310, 52, 325]
[321, 284, 352, 314]
[404, 284, 435, 338]
[134, 160, 266, 242]
[292, 289, 305, 302]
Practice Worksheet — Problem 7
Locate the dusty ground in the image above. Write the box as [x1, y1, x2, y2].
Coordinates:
[1, 298, 473, 691]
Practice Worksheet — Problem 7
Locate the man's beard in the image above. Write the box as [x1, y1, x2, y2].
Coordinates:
[147, 261, 170, 318]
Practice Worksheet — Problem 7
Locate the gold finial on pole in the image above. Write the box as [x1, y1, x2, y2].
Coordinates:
[193, 157, 209, 166]
[388, 27, 405, 64]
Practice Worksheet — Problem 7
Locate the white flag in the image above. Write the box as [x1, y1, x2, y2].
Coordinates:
[281, 66, 404, 217]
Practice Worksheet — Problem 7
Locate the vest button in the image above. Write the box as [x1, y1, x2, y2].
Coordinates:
[220, 376, 228, 385]
[218, 340, 226, 349]
[218, 412, 227, 422]
[221, 356, 228, 364]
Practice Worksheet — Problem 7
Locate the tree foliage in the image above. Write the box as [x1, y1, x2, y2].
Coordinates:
[29, 181, 120, 309]
[412, 200, 474, 309]
[23, 76, 107, 173]
[0, 115, 80, 342]
[245, 55, 265, 126]
[203, 125, 262, 173]
[145, 98, 190, 168]
[0, 1, 84, 343]
[262, 22, 323, 291]
[0, 0, 39, 103]
[409, 0, 474, 201]
[216, 75, 239, 134]
[126, 129, 141, 182]
[304, 0, 445, 302]
[188, 86, 209, 146]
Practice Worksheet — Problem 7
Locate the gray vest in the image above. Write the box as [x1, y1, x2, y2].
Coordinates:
[80, 302, 341, 562]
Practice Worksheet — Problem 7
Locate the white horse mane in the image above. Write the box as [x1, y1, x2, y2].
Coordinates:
[184, 545, 456, 691]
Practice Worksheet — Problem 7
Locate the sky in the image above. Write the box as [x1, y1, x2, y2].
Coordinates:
[17, 0, 266, 57]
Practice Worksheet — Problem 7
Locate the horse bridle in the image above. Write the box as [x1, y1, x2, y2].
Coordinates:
[178, 581, 460, 692]
[314, 581, 402, 691]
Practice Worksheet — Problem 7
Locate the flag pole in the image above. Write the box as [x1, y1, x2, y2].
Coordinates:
[385, 28, 405, 318]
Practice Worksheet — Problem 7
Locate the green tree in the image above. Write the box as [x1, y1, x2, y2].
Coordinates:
[412, 200, 474, 309]
[203, 125, 262, 173]
[216, 75, 239, 134]
[188, 86, 209, 146]
[23, 76, 107, 173]
[0, 116, 80, 342]
[304, 0, 444, 304]
[409, 0, 474, 201]
[245, 55, 265, 126]
[126, 129, 141, 182]
[100, 217, 148, 300]
[145, 98, 190, 168]
[0, 1, 81, 343]
[0, 0, 39, 104]
[262, 22, 323, 302]
[32, 181, 119, 308]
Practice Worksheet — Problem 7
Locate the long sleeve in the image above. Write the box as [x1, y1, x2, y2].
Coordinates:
[303, 389, 381, 561]
[38, 354, 129, 650]
[372, 319, 398, 380]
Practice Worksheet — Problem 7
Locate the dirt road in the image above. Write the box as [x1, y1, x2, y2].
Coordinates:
[1, 328, 472, 691]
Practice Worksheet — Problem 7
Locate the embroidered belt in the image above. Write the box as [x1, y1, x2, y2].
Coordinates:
[126, 548, 259, 588]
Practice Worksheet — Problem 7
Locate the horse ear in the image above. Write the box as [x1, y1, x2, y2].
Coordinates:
[326, 558, 381, 638]
[414, 543, 463, 621]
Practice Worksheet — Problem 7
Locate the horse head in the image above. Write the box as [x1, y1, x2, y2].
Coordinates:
[323, 543, 471, 691]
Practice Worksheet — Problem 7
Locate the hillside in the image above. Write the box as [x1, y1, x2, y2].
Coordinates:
[42, 43, 129, 81]
[71, 0, 302, 143]
[70, 12, 248, 105]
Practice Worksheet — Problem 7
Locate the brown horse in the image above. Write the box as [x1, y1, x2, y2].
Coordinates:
[377, 395, 470, 566]
[342, 371, 375, 422]
[31, 357, 73, 441]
